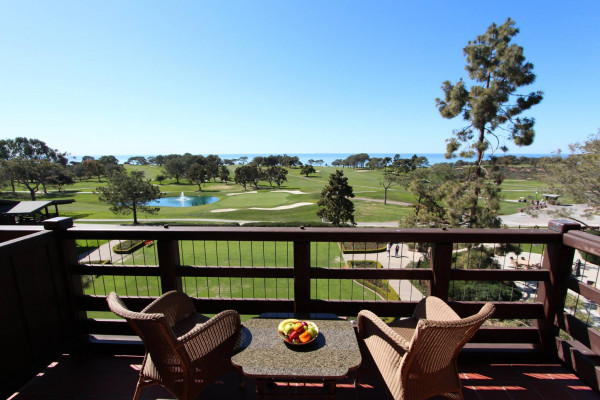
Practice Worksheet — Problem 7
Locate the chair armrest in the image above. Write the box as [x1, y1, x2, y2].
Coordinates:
[358, 310, 410, 351]
[142, 291, 196, 327]
[177, 309, 241, 361]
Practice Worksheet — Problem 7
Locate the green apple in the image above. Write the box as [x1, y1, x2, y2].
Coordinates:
[307, 326, 317, 338]
[283, 323, 295, 335]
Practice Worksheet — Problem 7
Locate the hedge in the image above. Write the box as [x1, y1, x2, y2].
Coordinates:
[113, 239, 146, 254]
[348, 260, 400, 301]
[342, 242, 387, 254]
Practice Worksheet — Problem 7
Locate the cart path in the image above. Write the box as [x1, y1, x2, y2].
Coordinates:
[353, 197, 413, 206]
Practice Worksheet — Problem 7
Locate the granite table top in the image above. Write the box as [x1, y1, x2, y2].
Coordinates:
[231, 317, 362, 380]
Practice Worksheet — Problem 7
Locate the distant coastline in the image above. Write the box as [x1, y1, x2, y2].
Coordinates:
[70, 152, 556, 166]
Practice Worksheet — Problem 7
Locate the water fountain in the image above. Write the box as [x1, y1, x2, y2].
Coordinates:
[148, 192, 219, 207]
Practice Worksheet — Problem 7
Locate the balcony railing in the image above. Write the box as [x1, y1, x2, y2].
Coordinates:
[2, 217, 600, 398]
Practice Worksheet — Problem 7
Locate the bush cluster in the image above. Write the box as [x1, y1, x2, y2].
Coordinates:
[113, 239, 145, 254]
[341, 242, 387, 254]
[348, 260, 400, 301]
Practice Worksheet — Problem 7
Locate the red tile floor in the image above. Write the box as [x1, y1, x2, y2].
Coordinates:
[8, 352, 600, 399]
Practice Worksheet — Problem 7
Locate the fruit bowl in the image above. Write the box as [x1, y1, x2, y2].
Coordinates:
[277, 319, 319, 345]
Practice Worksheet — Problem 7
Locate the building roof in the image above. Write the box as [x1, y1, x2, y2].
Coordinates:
[0, 199, 75, 215]
[3, 201, 54, 215]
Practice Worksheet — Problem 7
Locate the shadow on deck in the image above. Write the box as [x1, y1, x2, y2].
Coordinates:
[9, 351, 600, 400]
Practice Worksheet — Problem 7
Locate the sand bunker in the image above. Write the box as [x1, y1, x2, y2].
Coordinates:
[227, 191, 257, 196]
[211, 209, 238, 213]
[271, 190, 309, 195]
[249, 202, 314, 211]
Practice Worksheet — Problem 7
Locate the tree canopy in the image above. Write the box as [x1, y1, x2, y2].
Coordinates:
[234, 164, 260, 191]
[0, 137, 71, 199]
[300, 165, 316, 177]
[546, 132, 600, 215]
[96, 169, 162, 224]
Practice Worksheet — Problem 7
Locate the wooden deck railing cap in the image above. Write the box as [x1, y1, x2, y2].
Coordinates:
[43, 216, 74, 230]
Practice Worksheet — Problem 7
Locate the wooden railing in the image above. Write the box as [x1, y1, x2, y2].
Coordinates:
[2, 217, 600, 396]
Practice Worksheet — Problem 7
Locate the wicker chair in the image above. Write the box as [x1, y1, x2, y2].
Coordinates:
[107, 291, 241, 400]
[358, 297, 495, 400]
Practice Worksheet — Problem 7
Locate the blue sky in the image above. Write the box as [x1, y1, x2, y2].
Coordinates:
[1, 1, 598, 157]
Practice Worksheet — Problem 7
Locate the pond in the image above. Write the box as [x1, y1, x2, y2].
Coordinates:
[149, 193, 219, 207]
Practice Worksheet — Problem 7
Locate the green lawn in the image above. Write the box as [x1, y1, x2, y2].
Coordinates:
[1, 164, 549, 224]
[82, 239, 392, 318]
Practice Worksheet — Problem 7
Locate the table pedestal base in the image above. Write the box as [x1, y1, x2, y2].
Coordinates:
[256, 378, 338, 399]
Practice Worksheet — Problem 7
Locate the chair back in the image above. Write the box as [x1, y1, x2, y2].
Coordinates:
[399, 303, 495, 397]
[107, 293, 186, 380]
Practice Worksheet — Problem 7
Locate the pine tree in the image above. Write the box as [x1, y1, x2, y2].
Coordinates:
[436, 18, 543, 227]
[546, 132, 600, 215]
[317, 170, 356, 226]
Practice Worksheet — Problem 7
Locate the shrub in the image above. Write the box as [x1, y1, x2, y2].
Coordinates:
[348, 260, 400, 300]
[341, 242, 387, 254]
[407, 258, 522, 301]
[113, 239, 145, 254]
[407, 242, 430, 253]
[347, 260, 380, 269]
[448, 280, 522, 302]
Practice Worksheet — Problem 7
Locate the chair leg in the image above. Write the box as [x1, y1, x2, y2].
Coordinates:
[238, 369, 245, 389]
[133, 376, 144, 400]
[354, 368, 360, 389]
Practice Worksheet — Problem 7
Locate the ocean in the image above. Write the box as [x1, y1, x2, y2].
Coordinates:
[70, 153, 555, 166]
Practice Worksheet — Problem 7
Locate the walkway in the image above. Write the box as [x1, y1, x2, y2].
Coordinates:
[353, 197, 413, 206]
[500, 204, 600, 227]
[78, 240, 128, 263]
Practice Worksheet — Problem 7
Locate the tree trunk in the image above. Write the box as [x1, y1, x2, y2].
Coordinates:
[133, 206, 138, 224]
[10, 179, 15, 193]
[384, 188, 388, 205]
[469, 127, 486, 226]
[29, 187, 36, 200]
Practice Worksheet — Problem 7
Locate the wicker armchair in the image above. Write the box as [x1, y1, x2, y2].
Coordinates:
[107, 291, 241, 400]
[358, 297, 495, 400]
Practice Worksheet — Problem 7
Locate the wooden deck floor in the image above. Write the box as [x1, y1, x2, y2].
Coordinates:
[8, 350, 600, 400]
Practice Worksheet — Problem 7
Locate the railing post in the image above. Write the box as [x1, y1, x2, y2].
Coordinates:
[157, 239, 183, 293]
[293, 241, 311, 315]
[430, 241, 453, 300]
[43, 217, 85, 337]
[538, 220, 580, 355]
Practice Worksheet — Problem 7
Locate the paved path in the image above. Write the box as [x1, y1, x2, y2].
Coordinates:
[500, 204, 600, 227]
[78, 240, 127, 263]
[353, 197, 413, 206]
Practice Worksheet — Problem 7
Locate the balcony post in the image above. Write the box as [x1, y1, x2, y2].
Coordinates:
[538, 220, 580, 355]
[43, 217, 85, 334]
[430, 241, 453, 300]
[157, 239, 183, 293]
[293, 241, 311, 315]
